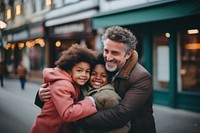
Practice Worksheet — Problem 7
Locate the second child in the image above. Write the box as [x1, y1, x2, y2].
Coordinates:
[80, 54, 131, 133]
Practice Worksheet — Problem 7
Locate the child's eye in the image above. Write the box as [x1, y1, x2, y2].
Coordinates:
[77, 69, 82, 72]
[86, 70, 91, 74]
[101, 74, 107, 78]
[91, 72, 97, 76]
[101, 75, 107, 78]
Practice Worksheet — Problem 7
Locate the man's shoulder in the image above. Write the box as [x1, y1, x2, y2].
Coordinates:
[128, 63, 152, 82]
[133, 63, 150, 75]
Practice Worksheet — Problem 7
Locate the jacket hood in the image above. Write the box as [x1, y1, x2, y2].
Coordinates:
[43, 67, 73, 83]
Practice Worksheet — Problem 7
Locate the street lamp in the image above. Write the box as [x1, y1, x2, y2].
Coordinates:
[0, 20, 7, 29]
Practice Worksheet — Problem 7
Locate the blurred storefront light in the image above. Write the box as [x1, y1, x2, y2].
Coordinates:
[187, 29, 199, 34]
[0, 20, 7, 29]
[55, 41, 61, 47]
[16, 5, 21, 15]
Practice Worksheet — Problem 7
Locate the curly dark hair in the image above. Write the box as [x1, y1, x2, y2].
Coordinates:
[102, 26, 138, 52]
[55, 44, 96, 71]
[94, 53, 105, 67]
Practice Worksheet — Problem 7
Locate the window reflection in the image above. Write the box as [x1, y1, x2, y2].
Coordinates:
[29, 44, 43, 70]
[153, 33, 169, 90]
[179, 30, 200, 92]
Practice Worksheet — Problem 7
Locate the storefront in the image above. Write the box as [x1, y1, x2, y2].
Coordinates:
[2, 21, 46, 82]
[27, 21, 46, 82]
[92, 0, 200, 112]
[46, 19, 96, 67]
[3, 24, 29, 74]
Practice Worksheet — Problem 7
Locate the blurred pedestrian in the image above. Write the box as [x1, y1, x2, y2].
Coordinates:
[0, 62, 5, 87]
[17, 61, 27, 90]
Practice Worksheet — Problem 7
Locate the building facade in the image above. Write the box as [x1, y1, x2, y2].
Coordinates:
[0, 0, 200, 112]
[0, 0, 49, 82]
[93, 0, 200, 112]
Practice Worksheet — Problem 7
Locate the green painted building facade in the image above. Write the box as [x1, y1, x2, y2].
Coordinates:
[92, 0, 200, 112]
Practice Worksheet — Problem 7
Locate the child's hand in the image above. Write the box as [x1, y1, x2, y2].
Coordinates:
[39, 83, 51, 102]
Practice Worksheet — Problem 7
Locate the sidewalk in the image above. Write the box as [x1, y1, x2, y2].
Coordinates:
[153, 104, 200, 133]
[1, 78, 200, 133]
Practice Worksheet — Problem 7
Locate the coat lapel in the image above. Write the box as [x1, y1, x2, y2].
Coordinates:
[117, 50, 138, 79]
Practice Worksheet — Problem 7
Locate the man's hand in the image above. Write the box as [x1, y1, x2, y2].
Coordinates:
[39, 83, 51, 102]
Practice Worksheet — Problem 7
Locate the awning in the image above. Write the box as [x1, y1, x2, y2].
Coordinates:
[2, 24, 28, 35]
[92, 0, 200, 29]
[2, 24, 28, 42]
[28, 21, 45, 39]
[45, 9, 97, 27]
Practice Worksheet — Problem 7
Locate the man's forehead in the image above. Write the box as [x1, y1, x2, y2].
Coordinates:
[103, 45, 125, 52]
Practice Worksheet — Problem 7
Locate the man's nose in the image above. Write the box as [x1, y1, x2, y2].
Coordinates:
[106, 53, 113, 61]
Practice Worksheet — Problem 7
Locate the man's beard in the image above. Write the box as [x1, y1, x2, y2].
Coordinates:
[105, 62, 118, 72]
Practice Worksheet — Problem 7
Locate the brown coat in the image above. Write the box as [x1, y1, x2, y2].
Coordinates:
[80, 84, 131, 133]
[78, 51, 156, 133]
[88, 84, 121, 111]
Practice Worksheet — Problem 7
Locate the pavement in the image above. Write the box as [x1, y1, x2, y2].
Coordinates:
[153, 104, 200, 133]
[1, 77, 200, 133]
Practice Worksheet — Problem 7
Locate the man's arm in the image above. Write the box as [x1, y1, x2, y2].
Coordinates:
[34, 84, 51, 108]
[34, 90, 44, 108]
[77, 74, 152, 131]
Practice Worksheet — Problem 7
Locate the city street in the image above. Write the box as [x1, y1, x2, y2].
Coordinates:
[0, 78, 200, 133]
[0, 78, 40, 133]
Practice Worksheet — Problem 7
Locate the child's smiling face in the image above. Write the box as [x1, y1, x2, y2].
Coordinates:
[89, 64, 108, 89]
[69, 62, 91, 86]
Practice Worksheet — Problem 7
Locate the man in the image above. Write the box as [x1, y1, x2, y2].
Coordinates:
[35, 26, 156, 133]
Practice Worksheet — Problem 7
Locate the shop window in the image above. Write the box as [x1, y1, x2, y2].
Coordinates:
[178, 29, 200, 93]
[32, 0, 36, 13]
[153, 33, 169, 90]
[29, 44, 44, 70]
[135, 35, 144, 65]
[41, 0, 46, 10]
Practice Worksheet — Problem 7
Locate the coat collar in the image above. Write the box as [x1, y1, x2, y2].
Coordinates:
[116, 50, 138, 79]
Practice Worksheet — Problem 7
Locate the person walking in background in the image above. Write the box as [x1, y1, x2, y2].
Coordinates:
[17, 61, 27, 90]
[31, 44, 97, 133]
[0, 62, 5, 88]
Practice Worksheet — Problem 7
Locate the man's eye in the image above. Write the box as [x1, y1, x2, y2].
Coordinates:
[104, 49, 108, 54]
[112, 52, 119, 56]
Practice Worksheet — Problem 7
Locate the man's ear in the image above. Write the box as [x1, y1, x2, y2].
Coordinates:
[125, 50, 133, 59]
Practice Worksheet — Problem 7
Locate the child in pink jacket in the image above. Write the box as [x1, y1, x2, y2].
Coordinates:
[31, 44, 97, 133]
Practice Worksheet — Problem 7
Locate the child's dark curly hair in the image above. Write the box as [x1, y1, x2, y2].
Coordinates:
[94, 53, 105, 67]
[55, 44, 96, 71]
